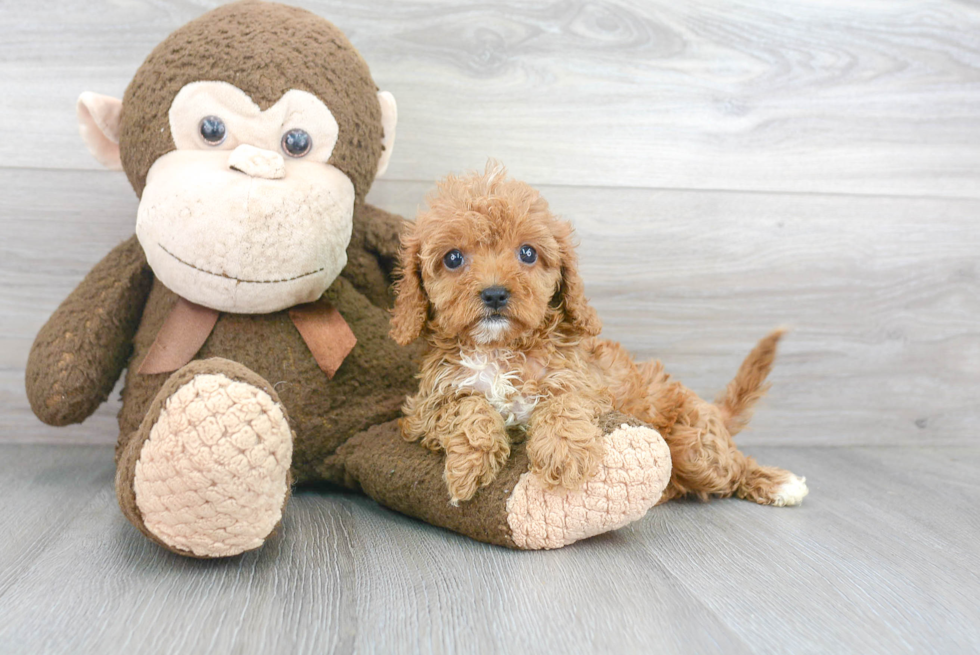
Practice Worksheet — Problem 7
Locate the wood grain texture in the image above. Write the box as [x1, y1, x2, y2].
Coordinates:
[371, 180, 980, 447]
[0, 446, 113, 596]
[1, 0, 979, 196]
[0, 444, 976, 654]
[635, 446, 980, 654]
[5, 168, 977, 446]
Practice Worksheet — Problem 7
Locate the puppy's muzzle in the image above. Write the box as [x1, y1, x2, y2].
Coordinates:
[481, 286, 510, 311]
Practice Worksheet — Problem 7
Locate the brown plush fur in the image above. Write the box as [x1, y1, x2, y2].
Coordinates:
[26, 235, 153, 427]
[24, 4, 675, 555]
[120, 0, 383, 201]
[24, 3, 427, 556]
[117, 271, 418, 485]
[392, 164, 804, 506]
[336, 420, 527, 548]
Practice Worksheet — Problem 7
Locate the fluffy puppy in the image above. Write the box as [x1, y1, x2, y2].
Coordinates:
[391, 164, 808, 507]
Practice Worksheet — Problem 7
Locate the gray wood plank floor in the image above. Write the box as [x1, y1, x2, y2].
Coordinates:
[0, 444, 976, 654]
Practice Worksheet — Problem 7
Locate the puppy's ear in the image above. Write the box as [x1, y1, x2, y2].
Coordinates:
[554, 220, 602, 337]
[390, 223, 428, 345]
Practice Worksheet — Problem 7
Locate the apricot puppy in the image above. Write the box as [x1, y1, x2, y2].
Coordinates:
[391, 164, 808, 508]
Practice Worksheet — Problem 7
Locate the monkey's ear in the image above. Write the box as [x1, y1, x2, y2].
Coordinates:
[77, 92, 123, 171]
[376, 91, 397, 177]
[554, 220, 602, 337]
[389, 223, 428, 346]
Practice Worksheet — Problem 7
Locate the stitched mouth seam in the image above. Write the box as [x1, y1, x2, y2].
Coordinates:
[158, 244, 324, 284]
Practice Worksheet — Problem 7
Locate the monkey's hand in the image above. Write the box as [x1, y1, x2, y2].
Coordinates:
[26, 235, 153, 426]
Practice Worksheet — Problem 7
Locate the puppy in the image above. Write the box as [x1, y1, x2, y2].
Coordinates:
[391, 163, 808, 507]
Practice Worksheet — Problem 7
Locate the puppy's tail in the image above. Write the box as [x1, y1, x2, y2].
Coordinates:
[714, 328, 786, 437]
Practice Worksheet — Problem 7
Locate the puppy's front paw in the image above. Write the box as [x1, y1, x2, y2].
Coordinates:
[444, 436, 511, 504]
[528, 421, 605, 490]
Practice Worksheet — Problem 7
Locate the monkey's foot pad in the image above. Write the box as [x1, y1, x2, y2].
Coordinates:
[506, 424, 671, 550]
[133, 373, 293, 558]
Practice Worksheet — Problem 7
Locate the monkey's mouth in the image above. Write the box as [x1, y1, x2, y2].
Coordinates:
[158, 243, 324, 284]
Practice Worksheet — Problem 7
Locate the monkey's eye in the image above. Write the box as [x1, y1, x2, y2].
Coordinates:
[443, 249, 464, 270]
[518, 244, 537, 265]
[199, 116, 226, 145]
[282, 129, 312, 157]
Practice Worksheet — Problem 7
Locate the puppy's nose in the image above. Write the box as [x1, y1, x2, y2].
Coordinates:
[481, 286, 510, 310]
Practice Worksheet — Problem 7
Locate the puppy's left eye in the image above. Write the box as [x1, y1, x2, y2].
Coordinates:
[518, 244, 537, 264]
[444, 249, 464, 270]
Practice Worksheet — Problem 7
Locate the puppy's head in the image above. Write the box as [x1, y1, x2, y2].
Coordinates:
[390, 162, 601, 347]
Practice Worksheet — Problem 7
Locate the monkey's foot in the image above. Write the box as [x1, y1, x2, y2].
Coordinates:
[505, 419, 671, 549]
[117, 359, 293, 558]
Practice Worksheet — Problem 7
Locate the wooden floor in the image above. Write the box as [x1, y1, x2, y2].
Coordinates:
[0, 444, 976, 654]
[2, 0, 980, 653]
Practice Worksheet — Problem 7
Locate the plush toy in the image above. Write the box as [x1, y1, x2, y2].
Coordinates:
[26, 1, 673, 558]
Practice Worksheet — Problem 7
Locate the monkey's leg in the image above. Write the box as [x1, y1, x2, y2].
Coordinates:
[116, 358, 293, 558]
[333, 412, 671, 550]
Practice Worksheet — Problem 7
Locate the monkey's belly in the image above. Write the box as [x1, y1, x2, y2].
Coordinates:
[118, 276, 418, 483]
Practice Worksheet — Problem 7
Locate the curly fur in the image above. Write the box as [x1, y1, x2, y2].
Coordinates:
[391, 162, 807, 506]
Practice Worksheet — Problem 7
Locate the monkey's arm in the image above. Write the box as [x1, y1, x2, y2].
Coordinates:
[343, 202, 409, 309]
[26, 235, 154, 426]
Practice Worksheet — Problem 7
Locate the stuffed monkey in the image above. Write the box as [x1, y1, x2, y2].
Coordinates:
[25, 1, 671, 558]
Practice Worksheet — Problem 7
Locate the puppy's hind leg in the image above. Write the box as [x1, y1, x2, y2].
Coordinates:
[735, 457, 809, 507]
[659, 399, 809, 507]
[639, 330, 808, 506]
[716, 329, 808, 506]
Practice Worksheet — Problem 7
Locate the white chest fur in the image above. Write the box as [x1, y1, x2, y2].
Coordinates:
[453, 351, 540, 428]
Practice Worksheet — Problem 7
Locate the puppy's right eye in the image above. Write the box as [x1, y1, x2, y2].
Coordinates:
[518, 244, 537, 265]
[443, 249, 464, 270]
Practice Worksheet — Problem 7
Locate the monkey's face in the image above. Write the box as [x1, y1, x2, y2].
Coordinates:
[135, 82, 354, 314]
[77, 3, 398, 314]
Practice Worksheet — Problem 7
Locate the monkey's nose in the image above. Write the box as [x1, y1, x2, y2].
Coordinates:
[228, 144, 285, 179]
[481, 286, 510, 310]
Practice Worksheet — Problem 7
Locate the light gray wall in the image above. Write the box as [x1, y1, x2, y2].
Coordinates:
[2, 0, 978, 446]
